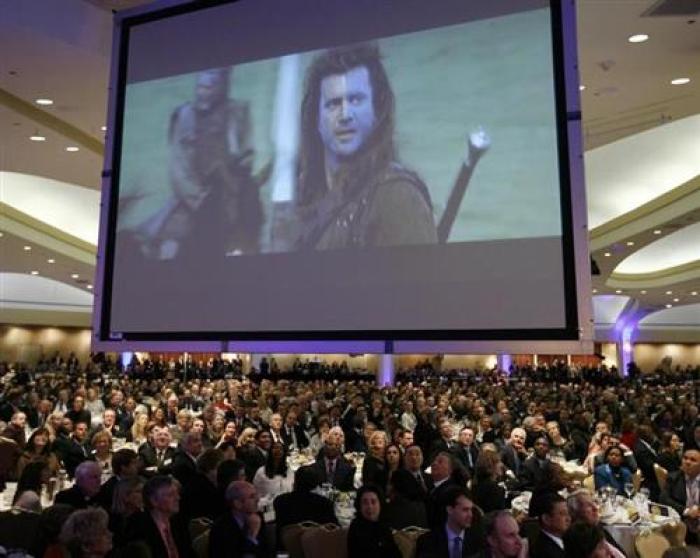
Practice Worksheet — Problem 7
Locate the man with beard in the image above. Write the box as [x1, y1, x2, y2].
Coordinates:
[294, 43, 437, 250]
[135, 67, 264, 260]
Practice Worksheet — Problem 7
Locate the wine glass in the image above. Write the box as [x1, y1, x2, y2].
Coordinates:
[624, 482, 634, 500]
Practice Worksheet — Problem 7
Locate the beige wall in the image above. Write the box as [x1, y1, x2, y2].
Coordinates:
[634, 343, 700, 372]
[0, 324, 92, 364]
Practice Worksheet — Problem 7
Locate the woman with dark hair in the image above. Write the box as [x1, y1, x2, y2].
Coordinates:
[384, 443, 402, 493]
[563, 522, 609, 558]
[347, 485, 402, 558]
[13, 459, 50, 505]
[16, 427, 60, 478]
[109, 476, 145, 548]
[252, 441, 293, 500]
[594, 446, 633, 495]
[658, 431, 682, 472]
[471, 450, 506, 513]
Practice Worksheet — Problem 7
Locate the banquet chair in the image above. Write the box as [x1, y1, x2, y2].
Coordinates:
[660, 521, 687, 547]
[280, 521, 321, 558]
[654, 464, 668, 493]
[192, 529, 210, 558]
[301, 523, 348, 558]
[583, 475, 595, 492]
[393, 526, 429, 558]
[635, 531, 670, 558]
[189, 517, 213, 541]
[633, 469, 643, 493]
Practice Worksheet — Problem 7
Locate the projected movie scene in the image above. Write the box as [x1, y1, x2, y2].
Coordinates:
[104, 0, 580, 338]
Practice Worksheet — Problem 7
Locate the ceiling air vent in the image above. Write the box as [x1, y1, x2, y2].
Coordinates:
[642, 0, 700, 16]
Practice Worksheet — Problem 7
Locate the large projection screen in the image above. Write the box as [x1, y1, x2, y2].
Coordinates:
[94, 0, 593, 352]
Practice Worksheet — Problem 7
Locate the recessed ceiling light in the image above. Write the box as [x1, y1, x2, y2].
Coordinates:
[23, 245, 31, 251]
[640, 290, 647, 294]
[71, 273, 79, 279]
[35, 98, 54, 106]
[30, 271, 39, 275]
[579, 85, 586, 91]
[692, 292, 698, 296]
[666, 291, 673, 295]
[615, 289, 622, 294]
[101, 126, 107, 132]
[65, 146, 79, 152]
[604, 252, 611, 257]
[653, 229, 662, 235]
[666, 304, 673, 308]
[671, 78, 690, 85]
[626, 241, 635, 246]
[29, 135, 46, 142]
[87, 284, 93, 290]
[673, 298, 680, 302]
[628, 34, 649, 43]
[47, 258, 55, 264]
[0, 232, 3, 237]
[592, 289, 598, 294]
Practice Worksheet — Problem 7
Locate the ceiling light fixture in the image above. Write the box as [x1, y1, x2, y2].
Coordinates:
[47, 258, 55, 264]
[579, 85, 586, 91]
[628, 34, 649, 43]
[71, 273, 79, 279]
[671, 78, 691, 85]
[666, 291, 673, 295]
[87, 285, 93, 290]
[604, 252, 611, 257]
[592, 289, 598, 294]
[666, 304, 673, 308]
[692, 292, 698, 296]
[23, 245, 31, 251]
[626, 241, 634, 246]
[673, 298, 680, 302]
[615, 289, 622, 294]
[35, 98, 54, 106]
[29, 134, 46, 142]
[101, 126, 107, 132]
[0, 232, 3, 237]
[640, 290, 647, 294]
[65, 146, 79, 152]
[30, 271, 39, 275]
[653, 229, 662, 235]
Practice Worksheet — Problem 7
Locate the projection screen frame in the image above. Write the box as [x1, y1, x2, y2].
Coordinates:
[92, 0, 593, 354]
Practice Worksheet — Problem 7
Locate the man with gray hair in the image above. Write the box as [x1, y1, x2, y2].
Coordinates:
[209, 480, 269, 557]
[566, 490, 625, 558]
[55, 461, 102, 509]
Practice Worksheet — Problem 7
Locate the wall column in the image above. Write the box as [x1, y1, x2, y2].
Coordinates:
[377, 354, 395, 386]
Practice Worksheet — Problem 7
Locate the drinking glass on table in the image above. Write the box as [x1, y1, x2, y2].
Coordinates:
[624, 482, 634, 500]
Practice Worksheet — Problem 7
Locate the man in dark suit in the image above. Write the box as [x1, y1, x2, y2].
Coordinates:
[139, 425, 176, 475]
[280, 410, 309, 451]
[467, 510, 526, 558]
[309, 440, 355, 491]
[171, 432, 203, 485]
[66, 396, 91, 428]
[500, 428, 528, 480]
[518, 436, 552, 491]
[404, 445, 434, 499]
[55, 460, 102, 509]
[274, 466, 338, 543]
[634, 425, 660, 500]
[126, 475, 194, 558]
[427, 451, 458, 528]
[416, 486, 484, 557]
[660, 448, 700, 543]
[95, 448, 139, 510]
[240, 430, 271, 481]
[429, 421, 456, 461]
[53, 420, 90, 478]
[530, 494, 570, 558]
[209, 480, 270, 558]
[453, 426, 479, 478]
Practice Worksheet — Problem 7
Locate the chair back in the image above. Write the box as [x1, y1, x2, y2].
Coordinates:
[189, 517, 213, 541]
[634, 531, 670, 558]
[280, 521, 321, 558]
[192, 529, 210, 558]
[393, 526, 429, 558]
[653, 464, 668, 492]
[582, 475, 595, 492]
[633, 469, 643, 493]
[301, 523, 348, 558]
[660, 521, 687, 547]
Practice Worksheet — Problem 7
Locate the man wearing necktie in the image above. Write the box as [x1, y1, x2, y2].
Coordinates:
[416, 486, 484, 557]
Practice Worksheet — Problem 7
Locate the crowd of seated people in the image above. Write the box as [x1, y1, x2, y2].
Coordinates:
[0, 353, 698, 557]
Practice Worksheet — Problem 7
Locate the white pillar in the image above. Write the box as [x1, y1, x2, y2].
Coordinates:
[377, 354, 395, 386]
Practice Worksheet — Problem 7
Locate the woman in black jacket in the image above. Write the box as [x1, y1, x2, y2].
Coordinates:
[347, 485, 402, 558]
[471, 450, 507, 513]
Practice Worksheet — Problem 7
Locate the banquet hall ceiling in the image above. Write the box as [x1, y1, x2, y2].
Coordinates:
[0, 0, 699, 330]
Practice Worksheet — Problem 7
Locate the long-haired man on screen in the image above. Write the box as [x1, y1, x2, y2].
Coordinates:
[294, 43, 438, 250]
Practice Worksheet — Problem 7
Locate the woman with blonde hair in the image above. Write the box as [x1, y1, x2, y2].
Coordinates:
[90, 430, 113, 477]
[362, 430, 389, 489]
[237, 427, 257, 449]
[129, 412, 150, 446]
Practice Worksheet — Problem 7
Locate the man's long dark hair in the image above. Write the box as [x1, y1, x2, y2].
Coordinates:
[297, 43, 396, 209]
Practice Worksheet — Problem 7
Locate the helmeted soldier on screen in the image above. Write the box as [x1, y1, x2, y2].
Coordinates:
[295, 43, 438, 250]
[138, 67, 264, 260]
